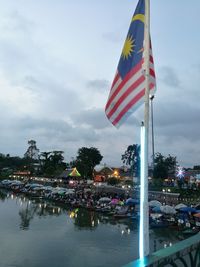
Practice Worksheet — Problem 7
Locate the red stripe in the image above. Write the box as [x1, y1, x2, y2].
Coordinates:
[111, 72, 120, 88]
[113, 89, 145, 125]
[150, 68, 155, 78]
[107, 75, 145, 119]
[150, 55, 154, 63]
[113, 83, 154, 126]
[149, 83, 155, 91]
[105, 60, 143, 110]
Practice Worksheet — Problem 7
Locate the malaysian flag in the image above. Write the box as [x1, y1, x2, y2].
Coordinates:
[105, 0, 156, 127]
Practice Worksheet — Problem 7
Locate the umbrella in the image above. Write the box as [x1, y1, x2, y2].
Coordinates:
[160, 205, 176, 214]
[179, 207, 197, 213]
[125, 198, 139, 205]
[33, 187, 45, 191]
[174, 203, 187, 210]
[58, 190, 66, 195]
[149, 200, 162, 208]
[110, 198, 120, 205]
[151, 213, 163, 219]
[99, 197, 111, 203]
[152, 206, 161, 213]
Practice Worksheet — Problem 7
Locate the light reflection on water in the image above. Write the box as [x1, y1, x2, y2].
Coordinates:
[0, 190, 180, 267]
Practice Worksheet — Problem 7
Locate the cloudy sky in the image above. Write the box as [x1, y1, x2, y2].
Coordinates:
[0, 0, 199, 167]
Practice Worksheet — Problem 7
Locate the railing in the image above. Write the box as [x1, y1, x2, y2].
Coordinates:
[122, 233, 200, 267]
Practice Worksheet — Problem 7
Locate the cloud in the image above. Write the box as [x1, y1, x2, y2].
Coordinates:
[159, 66, 180, 88]
[0, 1, 199, 169]
[23, 75, 85, 120]
[0, 114, 100, 157]
[71, 108, 109, 130]
[4, 11, 35, 35]
[154, 102, 200, 128]
[87, 79, 109, 92]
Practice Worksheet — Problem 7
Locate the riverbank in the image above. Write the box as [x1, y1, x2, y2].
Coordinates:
[1, 179, 200, 235]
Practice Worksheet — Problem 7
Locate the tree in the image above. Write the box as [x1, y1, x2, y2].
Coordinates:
[40, 151, 66, 177]
[193, 165, 200, 170]
[24, 140, 39, 160]
[121, 144, 140, 177]
[75, 147, 103, 179]
[0, 152, 35, 176]
[153, 153, 177, 179]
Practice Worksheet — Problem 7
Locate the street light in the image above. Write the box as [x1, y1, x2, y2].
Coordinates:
[150, 95, 155, 172]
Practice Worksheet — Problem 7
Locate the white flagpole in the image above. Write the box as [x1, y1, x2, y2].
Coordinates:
[139, 0, 150, 258]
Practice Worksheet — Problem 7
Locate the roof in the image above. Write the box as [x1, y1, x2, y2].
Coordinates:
[94, 164, 113, 172]
[69, 167, 81, 177]
[58, 167, 81, 178]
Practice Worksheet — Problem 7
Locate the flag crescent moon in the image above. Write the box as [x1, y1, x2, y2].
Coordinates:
[132, 14, 145, 24]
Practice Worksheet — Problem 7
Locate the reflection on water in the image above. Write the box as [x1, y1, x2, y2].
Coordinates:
[18, 199, 64, 230]
[0, 189, 181, 267]
[0, 189, 6, 201]
[3, 191, 135, 233]
[19, 203, 37, 230]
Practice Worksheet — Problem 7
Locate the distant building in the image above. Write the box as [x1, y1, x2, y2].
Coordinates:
[12, 170, 31, 177]
[185, 170, 200, 182]
[93, 164, 133, 182]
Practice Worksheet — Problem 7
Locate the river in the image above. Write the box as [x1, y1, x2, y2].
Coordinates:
[0, 190, 180, 267]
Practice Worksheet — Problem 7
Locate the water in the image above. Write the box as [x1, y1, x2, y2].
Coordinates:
[0, 190, 180, 267]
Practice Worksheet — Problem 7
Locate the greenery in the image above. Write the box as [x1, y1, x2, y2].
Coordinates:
[149, 178, 163, 190]
[0, 142, 104, 179]
[121, 144, 140, 178]
[73, 147, 103, 179]
[0, 153, 36, 177]
[0, 140, 67, 177]
[153, 153, 177, 179]
[193, 165, 200, 170]
[40, 151, 66, 177]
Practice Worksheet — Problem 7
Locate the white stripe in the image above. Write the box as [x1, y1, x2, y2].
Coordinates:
[109, 62, 155, 103]
[108, 58, 155, 108]
[106, 68, 144, 115]
[113, 96, 145, 127]
[108, 79, 146, 122]
[107, 76, 122, 101]
[143, 48, 153, 59]
[106, 71, 155, 120]
[107, 63, 155, 112]
[142, 61, 154, 72]
[149, 62, 155, 71]
[108, 77, 156, 123]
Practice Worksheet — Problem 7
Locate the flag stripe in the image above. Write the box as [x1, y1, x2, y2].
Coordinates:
[107, 55, 154, 109]
[112, 83, 155, 126]
[111, 72, 120, 88]
[107, 74, 145, 119]
[113, 89, 145, 126]
[107, 77, 155, 123]
[106, 59, 155, 115]
[106, 60, 143, 110]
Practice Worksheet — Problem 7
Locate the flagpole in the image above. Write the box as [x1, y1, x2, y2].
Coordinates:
[139, 0, 150, 259]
